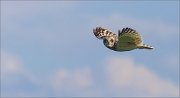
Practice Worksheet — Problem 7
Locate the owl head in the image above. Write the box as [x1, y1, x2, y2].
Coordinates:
[103, 36, 117, 48]
[93, 27, 118, 48]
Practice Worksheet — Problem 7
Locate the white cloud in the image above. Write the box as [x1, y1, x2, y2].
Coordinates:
[1, 50, 179, 97]
[1, 51, 23, 75]
[1, 50, 39, 82]
[1, 50, 44, 97]
[48, 67, 98, 97]
[105, 56, 179, 97]
[50, 67, 93, 92]
[1, 50, 96, 97]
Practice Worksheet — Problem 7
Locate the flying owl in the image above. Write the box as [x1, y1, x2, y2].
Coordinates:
[93, 27, 153, 52]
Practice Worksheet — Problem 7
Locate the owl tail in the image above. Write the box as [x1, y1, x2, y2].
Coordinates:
[138, 44, 154, 49]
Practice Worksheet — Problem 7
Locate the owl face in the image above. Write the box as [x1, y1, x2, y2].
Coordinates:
[103, 36, 116, 48]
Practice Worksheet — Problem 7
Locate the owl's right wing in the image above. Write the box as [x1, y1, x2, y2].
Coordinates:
[117, 27, 143, 47]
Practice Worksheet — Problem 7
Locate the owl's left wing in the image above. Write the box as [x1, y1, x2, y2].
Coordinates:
[117, 27, 143, 47]
[93, 27, 117, 39]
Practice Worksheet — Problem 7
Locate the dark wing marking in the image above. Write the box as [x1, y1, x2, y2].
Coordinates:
[93, 27, 116, 39]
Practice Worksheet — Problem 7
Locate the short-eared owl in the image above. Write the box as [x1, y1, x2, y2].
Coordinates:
[93, 27, 153, 52]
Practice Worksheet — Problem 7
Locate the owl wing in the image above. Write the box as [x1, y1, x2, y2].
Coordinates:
[93, 27, 117, 39]
[117, 27, 143, 49]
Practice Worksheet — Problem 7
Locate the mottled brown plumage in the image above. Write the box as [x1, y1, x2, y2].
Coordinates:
[93, 27, 153, 52]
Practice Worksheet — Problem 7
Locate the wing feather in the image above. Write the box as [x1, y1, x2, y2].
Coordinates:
[93, 27, 116, 39]
[116, 27, 143, 50]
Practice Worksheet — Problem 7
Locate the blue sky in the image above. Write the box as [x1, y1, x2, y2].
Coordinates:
[1, 1, 179, 97]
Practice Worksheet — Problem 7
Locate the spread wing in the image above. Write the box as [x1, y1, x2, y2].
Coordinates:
[117, 27, 143, 49]
[93, 27, 117, 39]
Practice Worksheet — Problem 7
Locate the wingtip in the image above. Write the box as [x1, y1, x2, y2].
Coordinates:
[148, 46, 154, 49]
[150, 46, 154, 49]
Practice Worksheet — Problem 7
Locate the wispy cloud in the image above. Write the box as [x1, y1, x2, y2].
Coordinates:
[1, 50, 45, 97]
[49, 67, 94, 96]
[50, 67, 93, 89]
[1, 51, 24, 75]
[105, 56, 179, 97]
[1, 51, 179, 97]
[1, 50, 95, 97]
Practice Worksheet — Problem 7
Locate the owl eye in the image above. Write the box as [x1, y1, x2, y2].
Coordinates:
[110, 39, 114, 42]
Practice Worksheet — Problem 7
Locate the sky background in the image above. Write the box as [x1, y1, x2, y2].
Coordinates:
[1, 1, 179, 97]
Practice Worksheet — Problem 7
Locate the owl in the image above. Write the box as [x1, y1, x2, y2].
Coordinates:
[93, 27, 153, 52]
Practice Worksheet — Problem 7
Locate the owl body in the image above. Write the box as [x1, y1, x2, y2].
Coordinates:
[93, 27, 153, 52]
